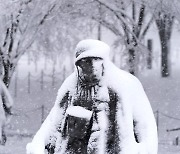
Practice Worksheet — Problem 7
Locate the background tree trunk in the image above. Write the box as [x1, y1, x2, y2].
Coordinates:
[160, 33, 170, 77]
[147, 39, 153, 69]
[156, 13, 174, 77]
[2, 61, 13, 116]
[128, 48, 136, 75]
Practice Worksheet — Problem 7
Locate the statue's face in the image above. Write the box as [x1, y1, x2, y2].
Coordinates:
[75, 57, 103, 84]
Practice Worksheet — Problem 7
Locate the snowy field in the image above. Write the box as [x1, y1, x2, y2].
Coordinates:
[0, 136, 31, 154]
[0, 53, 180, 153]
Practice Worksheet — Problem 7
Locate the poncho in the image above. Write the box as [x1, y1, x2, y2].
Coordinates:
[26, 39, 158, 154]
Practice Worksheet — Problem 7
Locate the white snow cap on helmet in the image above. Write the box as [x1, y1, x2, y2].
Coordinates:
[75, 39, 110, 62]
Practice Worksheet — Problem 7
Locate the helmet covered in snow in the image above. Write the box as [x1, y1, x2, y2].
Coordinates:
[75, 39, 110, 63]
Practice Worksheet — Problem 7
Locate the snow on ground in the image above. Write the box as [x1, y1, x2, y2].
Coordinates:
[139, 68, 180, 154]
[159, 144, 180, 154]
[0, 136, 31, 154]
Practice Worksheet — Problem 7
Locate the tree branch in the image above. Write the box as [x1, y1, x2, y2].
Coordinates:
[92, 16, 123, 36]
[13, 3, 57, 65]
[132, 0, 136, 21]
[136, 4, 145, 38]
[140, 16, 154, 40]
[94, 0, 135, 26]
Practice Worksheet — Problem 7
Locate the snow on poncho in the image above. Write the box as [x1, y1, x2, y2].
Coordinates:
[26, 39, 158, 154]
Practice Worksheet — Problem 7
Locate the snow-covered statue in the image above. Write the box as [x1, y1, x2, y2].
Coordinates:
[26, 39, 158, 154]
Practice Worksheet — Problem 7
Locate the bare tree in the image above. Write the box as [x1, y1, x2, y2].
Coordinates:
[148, 0, 180, 77]
[156, 12, 174, 77]
[151, 0, 174, 77]
[0, 0, 61, 144]
[67, 0, 154, 75]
